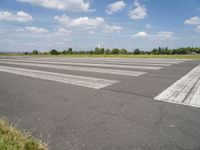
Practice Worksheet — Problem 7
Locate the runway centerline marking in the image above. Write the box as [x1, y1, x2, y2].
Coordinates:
[154, 64, 200, 108]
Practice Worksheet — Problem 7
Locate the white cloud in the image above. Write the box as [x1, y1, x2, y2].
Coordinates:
[54, 15, 70, 24]
[55, 14, 121, 34]
[17, 0, 91, 12]
[25, 26, 48, 33]
[155, 31, 174, 40]
[132, 31, 175, 40]
[55, 28, 71, 35]
[0, 11, 33, 23]
[196, 26, 200, 32]
[184, 17, 200, 33]
[129, 0, 147, 20]
[104, 25, 122, 33]
[55, 15, 105, 28]
[133, 31, 149, 38]
[184, 16, 200, 25]
[106, 1, 126, 15]
[45, 28, 71, 42]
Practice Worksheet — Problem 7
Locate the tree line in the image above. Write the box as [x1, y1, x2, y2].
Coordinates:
[25, 47, 200, 55]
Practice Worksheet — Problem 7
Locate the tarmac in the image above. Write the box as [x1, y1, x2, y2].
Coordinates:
[0, 56, 200, 150]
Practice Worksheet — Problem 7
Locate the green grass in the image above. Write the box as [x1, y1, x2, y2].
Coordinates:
[0, 118, 47, 150]
[0, 54, 200, 59]
[55, 54, 200, 59]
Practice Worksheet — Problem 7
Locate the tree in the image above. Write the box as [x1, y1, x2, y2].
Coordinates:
[50, 49, 59, 55]
[62, 50, 68, 55]
[120, 49, 128, 54]
[195, 47, 200, 54]
[112, 48, 120, 54]
[32, 50, 39, 55]
[68, 48, 73, 54]
[152, 48, 158, 55]
[140, 51, 145, 55]
[105, 48, 111, 54]
[134, 49, 141, 55]
[157, 47, 162, 54]
[165, 47, 172, 55]
[94, 47, 104, 54]
[89, 50, 94, 54]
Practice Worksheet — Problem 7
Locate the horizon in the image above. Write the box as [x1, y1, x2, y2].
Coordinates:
[1, 46, 200, 54]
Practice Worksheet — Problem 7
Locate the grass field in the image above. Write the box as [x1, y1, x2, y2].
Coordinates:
[0, 118, 47, 150]
[0, 54, 200, 59]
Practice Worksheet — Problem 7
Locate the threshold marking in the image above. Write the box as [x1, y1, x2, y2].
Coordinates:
[0, 66, 119, 89]
[154, 65, 200, 108]
[0, 59, 162, 70]
[0, 58, 185, 65]
[0, 61, 146, 77]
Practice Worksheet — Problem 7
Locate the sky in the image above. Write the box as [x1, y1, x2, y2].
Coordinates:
[0, 0, 200, 52]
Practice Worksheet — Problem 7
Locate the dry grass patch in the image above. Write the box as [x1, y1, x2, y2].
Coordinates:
[0, 118, 47, 150]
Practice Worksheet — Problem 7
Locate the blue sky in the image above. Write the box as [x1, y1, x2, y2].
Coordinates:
[0, 0, 200, 52]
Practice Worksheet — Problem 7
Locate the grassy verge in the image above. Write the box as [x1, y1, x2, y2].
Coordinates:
[55, 54, 200, 59]
[0, 54, 200, 59]
[0, 118, 47, 150]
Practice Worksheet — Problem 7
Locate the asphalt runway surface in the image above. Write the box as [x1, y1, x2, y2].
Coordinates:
[0, 56, 200, 150]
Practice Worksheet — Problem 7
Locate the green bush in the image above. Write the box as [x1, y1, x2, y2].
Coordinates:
[50, 49, 59, 55]
[32, 50, 39, 55]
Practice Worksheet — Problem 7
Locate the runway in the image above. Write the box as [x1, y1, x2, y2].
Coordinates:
[0, 56, 200, 150]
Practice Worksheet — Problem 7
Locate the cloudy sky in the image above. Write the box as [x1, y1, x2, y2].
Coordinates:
[0, 0, 200, 52]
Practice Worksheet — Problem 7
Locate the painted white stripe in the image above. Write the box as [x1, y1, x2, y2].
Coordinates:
[101, 59, 185, 64]
[35, 57, 188, 62]
[56, 58, 187, 63]
[0, 59, 162, 70]
[0, 61, 146, 76]
[184, 79, 200, 106]
[154, 64, 200, 108]
[0, 58, 186, 64]
[0, 58, 171, 67]
[0, 66, 119, 89]
[98, 62, 171, 66]
[47, 59, 185, 64]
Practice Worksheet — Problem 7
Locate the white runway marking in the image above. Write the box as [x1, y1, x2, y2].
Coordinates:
[0, 61, 146, 76]
[0, 58, 172, 66]
[0, 59, 162, 70]
[0, 66, 119, 89]
[99, 62, 171, 66]
[0, 58, 187, 64]
[100, 59, 185, 64]
[154, 65, 200, 108]
[52, 58, 188, 64]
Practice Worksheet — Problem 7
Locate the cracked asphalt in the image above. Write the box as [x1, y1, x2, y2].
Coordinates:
[0, 57, 200, 150]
